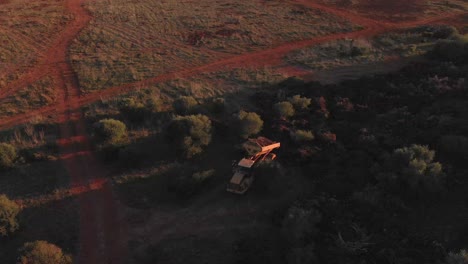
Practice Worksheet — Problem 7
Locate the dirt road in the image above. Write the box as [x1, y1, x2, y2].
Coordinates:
[32, 0, 127, 263]
[0, 1, 466, 262]
[0, 2, 464, 133]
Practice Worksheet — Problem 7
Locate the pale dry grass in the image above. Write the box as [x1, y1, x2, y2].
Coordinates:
[70, 0, 357, 92]
[286, 26, 451, 70]
[0, 76, 57, 118]
[0, 0, 71, 87]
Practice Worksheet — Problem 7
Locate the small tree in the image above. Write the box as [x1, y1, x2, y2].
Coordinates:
[0, 143, 17, 169]
[173, 96, 198, 114]
[18, 241, 72, 264]
[237, 111, 263, 139]
[290, 130, 314, 143]
[377, 144, 446, 193]
[0, 194, 20, 237]
[93, 119, 128, 147]
[288, 95, 311, 111]
[167, 114, 212, 158]
[274, 101, 295, 119]
[118, 98, 147, 123]
[431, 34, 468, 61]
[446, 249, 468, 264]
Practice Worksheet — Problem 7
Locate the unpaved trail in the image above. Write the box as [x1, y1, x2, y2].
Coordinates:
[0, 1, 464, 261]
[29, 0, 128, 263]
[0, 8, 464, 131]
[0, 0, 90, 99]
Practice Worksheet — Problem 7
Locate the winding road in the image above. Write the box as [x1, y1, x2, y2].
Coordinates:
[1, 0, 466, 263]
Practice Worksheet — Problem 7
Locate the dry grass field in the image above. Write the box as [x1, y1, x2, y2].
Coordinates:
[0, 77, 57, 118]
[69, 0, 357, 93]
[0, 0, 71, 86]
[313, 0, 468, 22]
[0, 0, 466, 262]
[285, 26, 449, 70]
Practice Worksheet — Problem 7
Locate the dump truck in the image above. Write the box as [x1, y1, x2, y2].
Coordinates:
[227, 137, 280, 194]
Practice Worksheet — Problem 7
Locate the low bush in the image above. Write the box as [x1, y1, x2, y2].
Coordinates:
[18, 240, 72, 264]
[274, 101, 295, 119]
[290, 130, 314, 142]
[173, 96, 198, 115]
[93, 119, 128, 147]
[0, 194, 20, 237]
[0, 143, 17, 169]
[167, 114, 212, 158]
[237, 111, 264, 139]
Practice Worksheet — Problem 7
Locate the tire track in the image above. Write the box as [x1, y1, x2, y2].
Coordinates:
[0, 10, 464, 131]
[27, 0, 128, 263]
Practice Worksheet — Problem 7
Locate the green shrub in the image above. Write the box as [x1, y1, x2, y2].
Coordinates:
[431, 34, 468, 61]
[274, 101, 295, 119]
[93, 119, 128, 147]
[377, 144, 446, 192]
[0, 143, 17, 169]
[18, 240, 72, 264]
[290, 130, 314, 142]
[0, 194, 20, 237]
[167, 114, 212, 158]
[192, 169, 215, 183]
[288, 95, 311, 111]
[118, 98, 147, 123]
[446, 249, 468, 264]
[173, 96, 198, 114]
[210, 97, 225, 113]
[237, 111, 264, 139]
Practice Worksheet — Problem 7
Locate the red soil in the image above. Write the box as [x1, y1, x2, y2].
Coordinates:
[0, 2, 464, 132]
[0, 1, 466, 262]
[2, 9, 462, 130]
[10, 0, 129, 263]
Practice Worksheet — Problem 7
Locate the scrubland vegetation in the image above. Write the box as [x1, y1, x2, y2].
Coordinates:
[0, 77, 57, 119]
[59, 34, 468, 263]
[287, 25, 461, 70]
[69, 0, 356, 92]
[313, 0, 468, 21]
[0, 0, 71, 85]
[0, 0, 467, 262]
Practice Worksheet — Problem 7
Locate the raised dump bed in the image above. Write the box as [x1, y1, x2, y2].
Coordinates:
[227, 137, 280, 194]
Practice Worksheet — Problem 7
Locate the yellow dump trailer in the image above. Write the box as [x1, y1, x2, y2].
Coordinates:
[227, 137, 280, 194]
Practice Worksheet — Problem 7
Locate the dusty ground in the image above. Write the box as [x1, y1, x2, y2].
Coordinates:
[0, 0, 466, 263]
[313, 0, 468, 22]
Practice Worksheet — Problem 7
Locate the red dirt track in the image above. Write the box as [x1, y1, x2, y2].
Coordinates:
[0, 1, 465, 132]
[0, 0, 466, 262]
[15, 0, 128, 263]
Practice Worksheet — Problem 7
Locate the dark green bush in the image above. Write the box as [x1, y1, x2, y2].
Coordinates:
[119, 98, 147, 123]
[290, 130, 314, 142]
[0, 143, 17, 169]
[93, 119, 128, 147]
[167, 114, 212, 158]
[0, 194, 20, 237]
[237, 111, 264, 139]
[288, 95, 311, 111]
[430, 34, 468, 61]
[274, 101, 295, 119]
[173, 96, 198, 114]
[18, 240, 72, 264]
[446, 249, 468, 264]
[377, 145, 446, 193]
